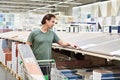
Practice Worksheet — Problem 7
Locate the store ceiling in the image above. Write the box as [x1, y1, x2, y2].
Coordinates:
[0, 0, 108, 13]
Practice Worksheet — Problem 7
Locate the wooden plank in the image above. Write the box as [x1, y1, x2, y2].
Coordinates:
[18, 44, 45, 80]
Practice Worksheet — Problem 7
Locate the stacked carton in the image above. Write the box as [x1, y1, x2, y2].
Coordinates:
[93, 69, 120, 80]
[76, 68, 93, 80]
[3, 48, 12, 65]
[60, 69, 83, 80]
[12, 42, 18, 73]
[0, 39, 12, 67]
[12, 42, 21, 73]
[0, 39, 4, 63]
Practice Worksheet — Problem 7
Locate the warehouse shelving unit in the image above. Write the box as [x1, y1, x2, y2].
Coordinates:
[0, 31, 120, 61]
[0, 31, 120, 80]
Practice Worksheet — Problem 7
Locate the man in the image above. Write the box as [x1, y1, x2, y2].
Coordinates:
[26, 13, 77, 60]
[26, 13, 78, 80]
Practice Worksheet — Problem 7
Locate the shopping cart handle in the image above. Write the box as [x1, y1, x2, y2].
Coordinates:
[37, 59, 55, 63]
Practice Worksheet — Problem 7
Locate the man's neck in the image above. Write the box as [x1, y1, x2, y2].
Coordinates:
[41, 25, 49, 33]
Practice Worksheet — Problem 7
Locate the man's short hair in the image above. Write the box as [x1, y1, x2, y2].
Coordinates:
[41, 14, 56, 24]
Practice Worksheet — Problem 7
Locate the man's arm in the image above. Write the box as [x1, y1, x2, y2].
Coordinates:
[26, 41, 32, 46]
[57, 40, 77, 48]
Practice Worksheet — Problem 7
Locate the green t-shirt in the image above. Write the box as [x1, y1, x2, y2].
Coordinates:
[27, 29, 60, 60]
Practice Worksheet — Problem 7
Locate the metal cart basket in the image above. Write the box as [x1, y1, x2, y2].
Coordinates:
[38, 59, 68, 80]
[37, 59, 56, 80]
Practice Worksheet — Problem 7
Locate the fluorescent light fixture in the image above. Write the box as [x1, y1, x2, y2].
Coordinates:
[57, 1, 82, 5]
[64, 2, 82, 5]
[30, 0, 59, 3]
[56, 5, 69, 7]
[0, 1, 47, 5]
[0, 7, 27, 11]
[37, 8, 57, 10]
[29, 7, 57, 12]
[0, 5, 38, 9]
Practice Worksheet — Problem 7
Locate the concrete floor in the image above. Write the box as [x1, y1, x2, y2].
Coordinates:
[0, 64, 17, 80]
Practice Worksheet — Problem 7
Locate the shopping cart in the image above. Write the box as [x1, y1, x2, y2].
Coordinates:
[38, 59, 81, 80]
[37, 59, 56, 80]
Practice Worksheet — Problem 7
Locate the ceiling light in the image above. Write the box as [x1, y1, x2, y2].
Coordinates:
[30, 0, 59, 3]
[0, 5, 38, 9]
[0, 1, 47, 5]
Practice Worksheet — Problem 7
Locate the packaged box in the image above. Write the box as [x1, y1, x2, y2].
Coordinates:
[93, 69, 120, 80]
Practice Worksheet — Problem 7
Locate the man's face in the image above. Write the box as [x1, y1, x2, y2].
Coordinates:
[46, 17, 55, 29]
